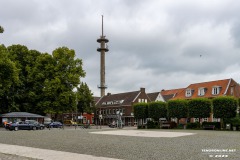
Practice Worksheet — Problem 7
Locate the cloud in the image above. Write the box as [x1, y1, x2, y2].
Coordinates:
[1, 0, 240, 96]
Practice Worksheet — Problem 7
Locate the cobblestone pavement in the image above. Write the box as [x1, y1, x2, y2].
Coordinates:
[0, 153, 39, 160]
[0, 127, 239, 160]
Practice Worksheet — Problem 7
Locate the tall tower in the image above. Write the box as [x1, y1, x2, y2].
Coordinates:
[97, 15, 109, 97]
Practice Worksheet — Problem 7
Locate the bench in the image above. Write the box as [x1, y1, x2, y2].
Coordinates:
[203, 125, 215, 130]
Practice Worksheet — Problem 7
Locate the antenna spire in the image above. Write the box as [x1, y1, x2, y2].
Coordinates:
[102, 15, 104, 36]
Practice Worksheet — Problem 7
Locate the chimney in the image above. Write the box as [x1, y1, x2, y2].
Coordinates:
[140, 88, 145, 93]
[107, 93, 111, 96]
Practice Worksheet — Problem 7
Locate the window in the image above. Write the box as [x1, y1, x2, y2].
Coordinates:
[109, 109, 111, 114]
[145, 99, 148, 103]
[91, 117, 94, 123]
[198, 88, 205, 96]
[113, 109, 115, 114]
[194, 118, 199, 122]
[231, 86, 234, 96]
[202, 118, 208, 122]
[83, 117, 87, 123]
[185, 89, 192, 97]
[213, 118, 220, 122]
[212, 86, 220, 95]
[138, 99, 141, 102]
[122, 108, 125, 114]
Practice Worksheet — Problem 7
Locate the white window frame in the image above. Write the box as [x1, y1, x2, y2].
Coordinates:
[198, 88, 205, 96]
[231, 86, 234, 96]
[202, 118, 208, 122]
[185, 89, 192, 97]
[194, 118, 199, 122]
[212, 86, 220, 95]
[213, 118, 220, 122]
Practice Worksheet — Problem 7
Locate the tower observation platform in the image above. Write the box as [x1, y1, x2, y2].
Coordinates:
[97, 15, 109, 97]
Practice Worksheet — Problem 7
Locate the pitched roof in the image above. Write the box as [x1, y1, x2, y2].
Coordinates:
[160, 88, 185, 101]
[147, 92, 160, 101]
[161, 88, 185, 96]
[96, 90, 140, 106]
[162, 94, 175, 101]
[0, 112, 44, 118]
[173, 79, 232, 99]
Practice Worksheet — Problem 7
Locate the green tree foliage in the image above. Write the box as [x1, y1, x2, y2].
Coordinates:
[0, 45, 19, 112]
[0, 26, 4, 33]
[77, 82, 94, 114]
[213, 96, 237, 119]
[168, 99, 188, 124]
[0, 45, 86, 116]
[7, 45, 41, 112]
[133, 103, 148, 119]
[188, 98, 211, 120]
[148, 101, 167, 121]
[41, 47, 86, 115]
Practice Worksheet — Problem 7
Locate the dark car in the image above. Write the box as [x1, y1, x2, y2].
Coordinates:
[25, 120, 45, 130]
[47, 122, 63, 128]
[8, 121, 38, 131]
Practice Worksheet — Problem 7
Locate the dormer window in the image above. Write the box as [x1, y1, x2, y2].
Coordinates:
[198, 87, 205, 96]
[212, 86, 221, 95]
[185, 88, 192, 97]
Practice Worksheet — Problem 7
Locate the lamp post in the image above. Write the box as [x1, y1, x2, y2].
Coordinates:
[116, 110, 123, 129]
[131, 112, 134, 126]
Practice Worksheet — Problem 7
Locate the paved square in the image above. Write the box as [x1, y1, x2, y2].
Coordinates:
[90, 130, 196, 138]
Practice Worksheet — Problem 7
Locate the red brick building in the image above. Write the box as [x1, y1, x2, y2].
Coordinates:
[163, 78, 240, 123]
[95, 88, 150, 126]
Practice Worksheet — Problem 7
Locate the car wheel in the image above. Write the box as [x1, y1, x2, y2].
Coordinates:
[32, 126, 36, 130]
[14, 127, 18, 131]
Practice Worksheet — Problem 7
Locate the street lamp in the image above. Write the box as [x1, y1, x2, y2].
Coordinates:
[116, 110, 123, 129]
[131, 112, 134, 126]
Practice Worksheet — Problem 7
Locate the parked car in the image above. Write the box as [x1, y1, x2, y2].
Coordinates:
[25, 120, 45, 130]
[47, 122, 63, 128]
[64, 120, 77, 126]
[8, 121, 38, 131]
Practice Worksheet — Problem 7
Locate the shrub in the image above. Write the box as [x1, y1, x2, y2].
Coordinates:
[147, 120, 160, 129]
[186, 122, 200, 129]
[168, 99, 188, 124]
[148, 101, 167, 121]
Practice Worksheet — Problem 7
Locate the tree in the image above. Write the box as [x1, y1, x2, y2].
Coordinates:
[213, 96, 238, 128]
[148, 101, 167, 121]
[7, 45, 41, 112]
[133, 102, 148, 127]
[77, 82, 94, 114]
[0, 26, 4, 33]
[0, 45, 19, 112]
[168, 99, 188, 124]
[41, 47, 85, 118]
[188, 98, 211, 123]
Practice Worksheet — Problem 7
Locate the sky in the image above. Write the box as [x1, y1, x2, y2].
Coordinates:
[1, 0, 240, 97]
